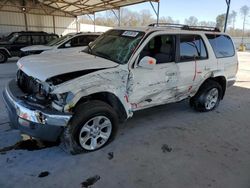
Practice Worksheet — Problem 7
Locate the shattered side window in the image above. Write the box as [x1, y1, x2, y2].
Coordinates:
[90, 30, 145, 64]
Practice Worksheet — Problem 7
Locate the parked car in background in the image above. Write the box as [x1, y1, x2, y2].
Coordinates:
[0, 31, 58, 63]
[21, 32, 101, 56]
[3, 24, 238, 154]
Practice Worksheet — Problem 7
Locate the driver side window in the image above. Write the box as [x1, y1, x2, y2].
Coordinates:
[15, 35, 31, 44]
[139, 35, 175, 64]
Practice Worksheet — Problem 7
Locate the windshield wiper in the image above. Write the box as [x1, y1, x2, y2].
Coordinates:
[94, 51, 112, 60]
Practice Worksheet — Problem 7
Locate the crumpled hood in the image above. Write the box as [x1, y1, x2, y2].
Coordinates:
[21, 45, 53, 52]
[17, 52, 118, 81]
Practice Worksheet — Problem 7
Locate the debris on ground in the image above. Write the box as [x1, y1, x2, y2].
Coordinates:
[81, 175, 101, 188]
[38, 171, 50, 178]
[0, 139, 58, 153]
[161, 144, 173, 153]
[107, 152, 114, 160]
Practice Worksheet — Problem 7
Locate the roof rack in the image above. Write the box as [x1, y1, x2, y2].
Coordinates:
[148, 23, 220, 32]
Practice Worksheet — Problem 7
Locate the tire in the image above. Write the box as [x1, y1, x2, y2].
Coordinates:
[61, 100, 118, 155]
[0, 51, 7, 64]
[190, 80, 223, 112]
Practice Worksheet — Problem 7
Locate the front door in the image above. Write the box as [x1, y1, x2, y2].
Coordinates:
[128, 34, 178, 110]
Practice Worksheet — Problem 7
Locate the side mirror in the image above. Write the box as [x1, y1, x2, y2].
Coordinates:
[65, 42, 71, 48]
[138, 56, 156, 69]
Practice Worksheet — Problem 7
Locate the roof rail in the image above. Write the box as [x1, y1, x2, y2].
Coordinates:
[148, 23, 220, 32]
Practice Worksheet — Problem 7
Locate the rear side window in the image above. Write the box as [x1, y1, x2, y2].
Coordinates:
[180, 35, 207, 62]
[206, 34, 235, 58]
[31, 35, 41, 45]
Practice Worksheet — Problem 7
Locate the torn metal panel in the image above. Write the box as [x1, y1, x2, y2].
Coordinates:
[51, 66, 132, 117]
[127, 62, 179, 110]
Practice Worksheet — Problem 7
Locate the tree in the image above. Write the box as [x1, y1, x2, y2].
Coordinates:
[216, 14, 226, 31]
[158, 16, 180, 24]
[230, 10, 237, 29]
[198, 21, 216, 27]
[140, 9, 154, 26]
[184, 16, 198, 26]
[240, 5, 250, 44]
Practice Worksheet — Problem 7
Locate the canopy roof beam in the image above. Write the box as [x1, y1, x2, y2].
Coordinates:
[149, 0, 160, 25]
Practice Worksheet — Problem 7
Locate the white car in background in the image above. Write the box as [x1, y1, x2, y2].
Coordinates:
[20, 32, 101, 56]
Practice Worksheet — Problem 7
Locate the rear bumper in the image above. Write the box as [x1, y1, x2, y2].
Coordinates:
[2, 79, 72, 141]
[227, 77, 236, 88]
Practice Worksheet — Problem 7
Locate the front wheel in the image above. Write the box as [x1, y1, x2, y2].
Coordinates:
[0, 51, 7, 63]
[61, 100, 118, 154]
[190, 80, 223, 112]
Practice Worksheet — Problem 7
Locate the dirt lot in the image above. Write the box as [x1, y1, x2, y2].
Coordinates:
[0, 53, 250, 188]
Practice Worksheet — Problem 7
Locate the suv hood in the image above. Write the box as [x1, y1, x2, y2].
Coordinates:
[21, 45, 53, 52]
[17, 52, 118, 81]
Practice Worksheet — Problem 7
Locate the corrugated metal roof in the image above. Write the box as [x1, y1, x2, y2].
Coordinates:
[39, 0, 159, 16]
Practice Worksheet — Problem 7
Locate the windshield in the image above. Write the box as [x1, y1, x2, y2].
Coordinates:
[46, 35, 72, 46]
[4, 32, 15, 41]
[89, 30, 145, 64]
[9, 34, 19, 43]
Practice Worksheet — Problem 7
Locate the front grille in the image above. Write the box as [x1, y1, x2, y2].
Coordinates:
[17, 70, 40, 94]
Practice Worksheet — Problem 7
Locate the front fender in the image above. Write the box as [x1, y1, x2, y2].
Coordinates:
[51, 68, 132, 117]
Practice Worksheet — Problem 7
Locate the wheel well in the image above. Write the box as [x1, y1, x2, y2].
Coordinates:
[207, 76, 227, 99]
[74, 92, 128, 122]
[0, 49, 10, 58]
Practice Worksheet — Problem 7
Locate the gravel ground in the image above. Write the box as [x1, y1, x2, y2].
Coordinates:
[0, 53, 250, 188]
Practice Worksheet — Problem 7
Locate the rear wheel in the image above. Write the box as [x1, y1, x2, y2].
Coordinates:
[0, 51, 7, 63]
[61, 100, 118, 154]
[190, 80, 223, 112]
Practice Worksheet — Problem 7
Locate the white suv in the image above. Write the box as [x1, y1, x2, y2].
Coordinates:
[3, 24, 238, 154]
[20, 32, 101, 56]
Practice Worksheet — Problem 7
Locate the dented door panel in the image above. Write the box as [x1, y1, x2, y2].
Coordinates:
[128, 62, 178, 110]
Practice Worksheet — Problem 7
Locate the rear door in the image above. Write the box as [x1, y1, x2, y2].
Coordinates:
[175, 34, 210, 99]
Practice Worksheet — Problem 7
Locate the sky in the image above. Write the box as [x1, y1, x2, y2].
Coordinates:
[117, 0, 250, 29]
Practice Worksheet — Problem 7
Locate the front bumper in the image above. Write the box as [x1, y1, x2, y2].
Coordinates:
[2, 79, 72, 141]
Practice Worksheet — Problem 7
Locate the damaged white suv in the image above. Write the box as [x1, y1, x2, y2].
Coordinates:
[3, 24, 238, 154]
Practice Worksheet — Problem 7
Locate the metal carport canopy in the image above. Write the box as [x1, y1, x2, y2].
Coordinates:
[39, 0, 159, 16]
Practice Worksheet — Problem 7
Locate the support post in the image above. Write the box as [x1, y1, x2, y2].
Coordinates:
[75, 17, 79, 32]
[157, 1, 160, 25]
[87, 14, 96, 32]
[111, 9, 121, 26]
[118, 8, 121, 26]
[52, 15, 56, 34]
[24, 13, 28, 31]
[94, 13, 96, 32]
[149, 1, 160, 25]
[224, 0, 231, 32]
